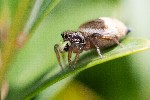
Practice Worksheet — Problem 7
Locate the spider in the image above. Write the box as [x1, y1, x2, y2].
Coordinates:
[54, 17, 130, 70]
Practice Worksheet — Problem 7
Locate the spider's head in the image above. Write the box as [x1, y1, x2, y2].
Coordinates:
[61, 31, 85, 52]
[61, 31, 85, 45]
[54, 31, 85, 70]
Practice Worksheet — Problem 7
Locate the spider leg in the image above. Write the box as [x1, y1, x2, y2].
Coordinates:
[61, 52, 67, 66]
[89, 33, 103, 58]
[102, 35, 124, 47]
[96, 46, 103, 58]
[111, 37, 124, 47]
[73, 43, 84, 65]
[68, 43, 84, 69]
[69, 52, 80, 70]
[68, 46, 73, 68]
[90, 32, 123, 58]
[54, 44, 64, 71]
[74, 53, 80, 65]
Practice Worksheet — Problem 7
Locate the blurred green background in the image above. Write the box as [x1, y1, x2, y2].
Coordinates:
[5, 0, 150, 100]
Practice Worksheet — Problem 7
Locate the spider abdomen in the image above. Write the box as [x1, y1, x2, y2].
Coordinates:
[79, 17, 129, 40]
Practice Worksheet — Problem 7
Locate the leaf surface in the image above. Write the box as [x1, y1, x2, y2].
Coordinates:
[23, 37, 150, 99]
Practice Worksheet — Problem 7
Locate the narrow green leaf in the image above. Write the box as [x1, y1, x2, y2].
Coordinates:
[0, 0, 2, 15]
[28, 0, 61, 36]
[23, 37, 150, 99]
[0, 0, 36, 86]
[8, 0, 19, 18]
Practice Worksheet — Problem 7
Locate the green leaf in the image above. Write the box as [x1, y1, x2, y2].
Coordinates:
[23, 37, 150, 99]
[0, 0, 2, 15]
[6, 0, 61, 36]
[0, 0, 36, 86]
[27, 0, 61, 37]
[8, 0, 19, 18]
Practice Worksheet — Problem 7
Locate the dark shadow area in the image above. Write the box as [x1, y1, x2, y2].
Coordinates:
[76, 56, 141, 100]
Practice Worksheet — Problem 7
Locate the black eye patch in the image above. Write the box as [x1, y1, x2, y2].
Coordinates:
[64, 35, 68, 38]
[61, 33, 64, 38]
[61, 33, 69, 41]
[71, 35, 84, 43]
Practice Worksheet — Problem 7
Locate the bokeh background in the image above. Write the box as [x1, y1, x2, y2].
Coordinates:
[5, 0, 150, 100]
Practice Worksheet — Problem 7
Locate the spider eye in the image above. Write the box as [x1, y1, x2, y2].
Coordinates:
[64, 35, 68, 39]
[61, 33, 68, 39]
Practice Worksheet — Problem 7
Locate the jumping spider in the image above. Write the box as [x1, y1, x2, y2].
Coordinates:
[54, 17, 130, 70]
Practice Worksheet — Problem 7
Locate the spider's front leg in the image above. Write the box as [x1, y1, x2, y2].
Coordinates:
[54, 41, 70, 71]
[54, 44, 63, 70]
[68, 43, 84, 69]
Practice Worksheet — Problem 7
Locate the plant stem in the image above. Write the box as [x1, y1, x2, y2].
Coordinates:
[0, 0, 35, 88]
